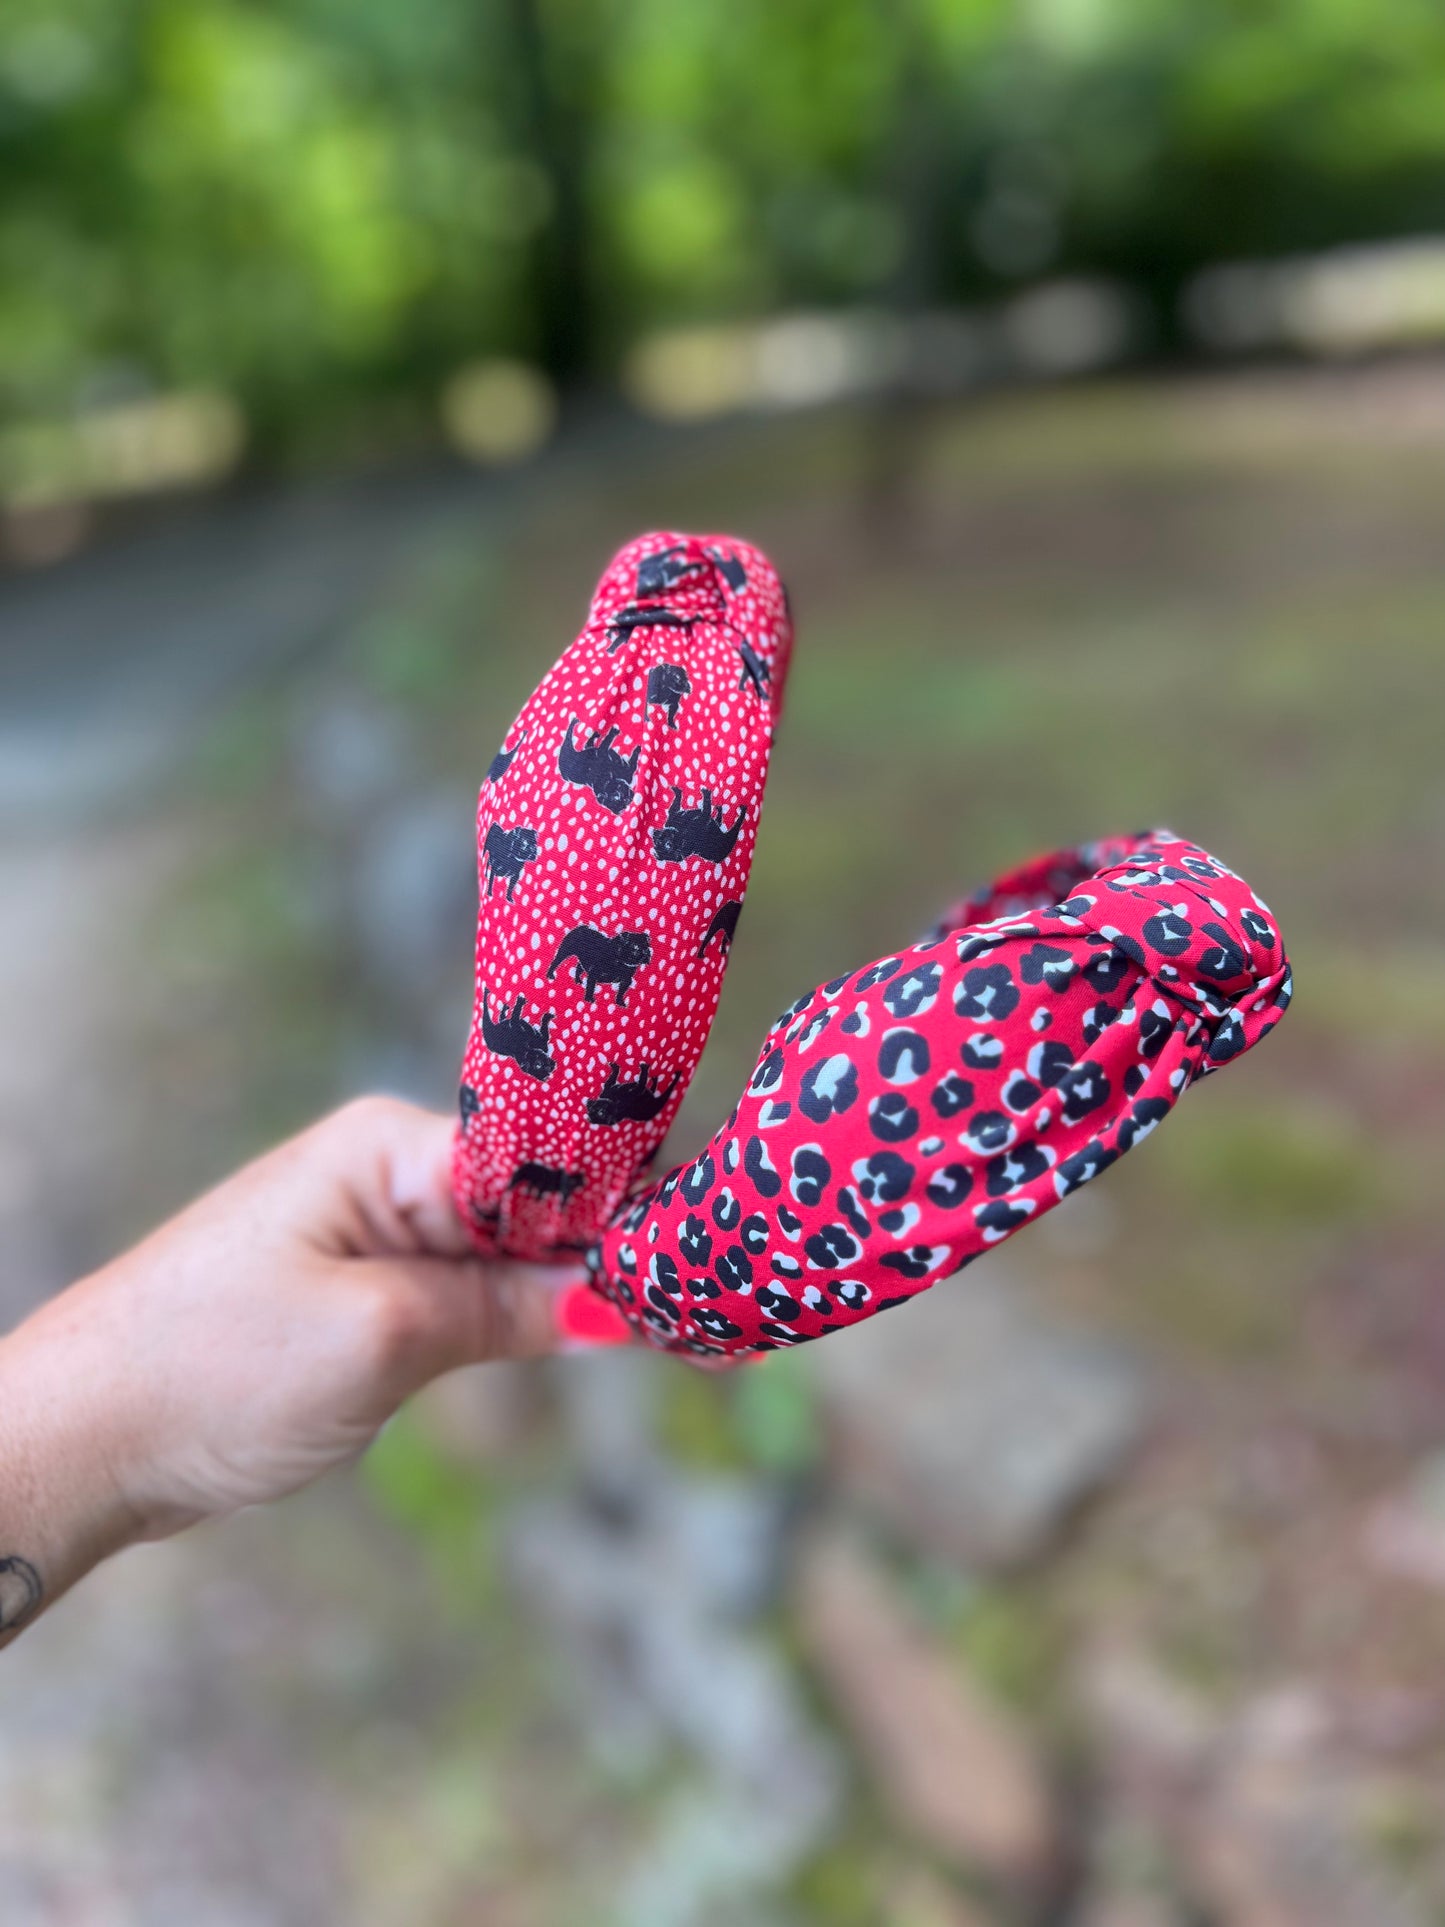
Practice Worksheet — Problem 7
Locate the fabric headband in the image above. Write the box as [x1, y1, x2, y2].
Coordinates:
[455, 535, 1291, 1364]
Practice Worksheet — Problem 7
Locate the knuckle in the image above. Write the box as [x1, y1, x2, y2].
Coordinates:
[357, 1279, 425, 1375]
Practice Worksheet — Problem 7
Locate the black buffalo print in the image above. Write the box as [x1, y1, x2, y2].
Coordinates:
[635, 543, 700, 596]
[548, 925, 652, 1005]
[647, 661, 691, 727]
[707, 544, 748, 591]
[607, 604, 698, 653]
[586, 1062, 678, 1126]
[699, 900, 743, 958]
[480, 989, 555, 1081]
[483, 823, 538, 901]
[509, 1161, 585, 1201]
[736, 638, 770, 697]
[486, 730, 525, 783]
[652, 788, 746, 863]
[558, 719, 641, 815]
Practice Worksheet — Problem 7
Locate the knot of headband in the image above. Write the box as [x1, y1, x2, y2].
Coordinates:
[454, 534, 1291, 1364]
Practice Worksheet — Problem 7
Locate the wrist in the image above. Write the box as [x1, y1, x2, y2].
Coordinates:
[0, 1285, 148, 1641]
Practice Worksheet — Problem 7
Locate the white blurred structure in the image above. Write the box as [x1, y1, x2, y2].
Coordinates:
[624, 281, 1137, 422]
[1184, 235, 1445, 357]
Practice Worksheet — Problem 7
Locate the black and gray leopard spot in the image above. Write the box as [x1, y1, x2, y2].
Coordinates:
[956, 926, 1026, 962]
[882, 962, 942, 1019]
[715, 1245, 753, 1291]
[879, 1028, 930, 1085]
[1002, 1071, 1042, 1115]
[777, 1204, 803, 1240]
[804, 1223, 863, 1270]
[1054, 1139, 1118, 1197]
[740, 1212, 770, 1256]
[1138, 1000, 1173, 1060]
[799, 1053, 859, 1122]
[693, 1306, 742, 1341]
[1026, 1038, 1076, 1086]
[757, 1285, 800, 1320]
[646, 1284, 682, 1321]
[1116, 1096, 1171, 1150]
[1080, 1003, 1117, 1047]
[831, 1278, 871, 1311]
[758, 1321, 811, 1345]
[747, 1133, 782, 1194]
[838, 1186, 872, 1240]
[771, 990, 814, 1033]
[974, 1197, 1037, 1243]
[1082, 949, 1132, 995]
[1057, 1061, 1111, 1123]
[931, 1072, 974, 1118]
[869, 1091, 919, 1142]
[650, 1252, 682, 1296]
[985, 1142, 1056, 1197]
[711, 1188, 741, 1231]
[1207, 1012, 1247, 1064]
[964, 1110, 1016, 1155]
[680, 1153, 717, 1207]
[962, 1033, 1004, 1071]
[879, 1243, 950, 1280]
[678, 1215, 712, 1267]
[757, 1099, 793, 1130]
[791, 1007, 834, 1051]
[1240, 907, 1276, 949]
[926, 1163, 974, 1209]
[851, 1150, 914, 1204]
[770, 1253, 803, 1282]
[854, 958, 902, 993]
[749, 1047, 785, 1094]
[1143, 908, 1192, 956]
[1019, 942, 1077, 991]
[953, 962, 1020, 1021]
[1197, 922, 1247, 982]
[790, 1145, 831, 1208]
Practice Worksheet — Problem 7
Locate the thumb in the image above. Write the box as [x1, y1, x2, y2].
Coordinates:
[363, 1255, 632, 1388]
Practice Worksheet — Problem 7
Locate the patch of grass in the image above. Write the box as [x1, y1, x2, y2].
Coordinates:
[733, 1349, 824, 1474]
[362, 1411, 500, 1613]
[656, 1367, 747, 1473]
[944, 1582, 1065, 1719]
[1156, 1090, 1379, 1228]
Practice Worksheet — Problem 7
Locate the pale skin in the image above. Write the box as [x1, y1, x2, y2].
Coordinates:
[0, 1096, 598, 1650]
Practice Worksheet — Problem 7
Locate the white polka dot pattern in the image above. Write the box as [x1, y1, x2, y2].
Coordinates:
[451, 531, 793, 1260]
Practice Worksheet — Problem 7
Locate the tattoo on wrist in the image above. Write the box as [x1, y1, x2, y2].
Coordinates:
[0, 1554, 43, 1633]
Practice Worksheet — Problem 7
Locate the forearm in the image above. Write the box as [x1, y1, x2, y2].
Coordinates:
[0, 1287, 142, 1649]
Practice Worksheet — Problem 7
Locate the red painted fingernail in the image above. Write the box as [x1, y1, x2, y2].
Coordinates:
[556, 1281, 634, 1349]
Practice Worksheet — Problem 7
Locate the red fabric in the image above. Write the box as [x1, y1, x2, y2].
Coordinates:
[586, 830, 1291, 1362]
[453, 528, 1291, 1366]
[452, 531, 792, 1260]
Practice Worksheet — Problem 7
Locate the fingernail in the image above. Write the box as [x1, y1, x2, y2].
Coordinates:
[556, 1281, 634, 1350]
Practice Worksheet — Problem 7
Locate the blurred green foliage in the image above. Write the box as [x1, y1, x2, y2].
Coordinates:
[1158, 1094, 1379, 1228]
[8, 0, 1445, 457]
[363, 1410, 501, 1611]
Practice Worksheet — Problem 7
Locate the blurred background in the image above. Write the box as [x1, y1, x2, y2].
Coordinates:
[3, 1, 1445, 1922]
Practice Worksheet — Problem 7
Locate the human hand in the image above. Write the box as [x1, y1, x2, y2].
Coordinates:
[0, 1096, 629, 1644]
